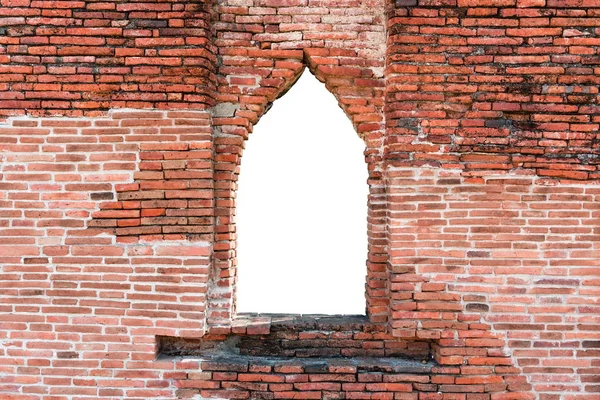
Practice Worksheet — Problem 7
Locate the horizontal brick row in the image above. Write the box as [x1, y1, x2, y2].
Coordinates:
[172, 358, 530, 400]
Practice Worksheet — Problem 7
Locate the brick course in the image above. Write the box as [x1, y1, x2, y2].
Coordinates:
[1, 0, 599, 399]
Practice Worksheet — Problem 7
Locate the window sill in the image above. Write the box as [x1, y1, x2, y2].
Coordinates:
[158, 313, 431, 362]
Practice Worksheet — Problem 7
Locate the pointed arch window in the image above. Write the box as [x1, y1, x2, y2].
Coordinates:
[235, 71, 369, 315]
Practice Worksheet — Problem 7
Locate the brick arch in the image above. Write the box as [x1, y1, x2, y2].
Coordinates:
[212, 48, 385, 143]
[207, 47, 388, 329]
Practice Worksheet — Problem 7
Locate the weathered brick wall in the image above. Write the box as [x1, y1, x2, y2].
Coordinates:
[0, 0, 215, 115]
[384, 1, 600, 397]
[1, 0, 599, 399]
[386, 0, 600, 179]
[385, 168, 599, 397]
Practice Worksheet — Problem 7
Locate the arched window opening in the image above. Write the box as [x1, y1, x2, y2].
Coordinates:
[235, 70, 369, 315]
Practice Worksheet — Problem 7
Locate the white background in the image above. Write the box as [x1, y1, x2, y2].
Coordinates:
[235, 71, 370, 315]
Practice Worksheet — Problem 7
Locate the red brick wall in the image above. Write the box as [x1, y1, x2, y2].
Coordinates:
[1, 0, 599, 399]
[0, 0, 215, 116]
[386, 0, 600, 180]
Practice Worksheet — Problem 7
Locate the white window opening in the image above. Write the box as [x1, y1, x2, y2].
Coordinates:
[235, 70, 369, 315]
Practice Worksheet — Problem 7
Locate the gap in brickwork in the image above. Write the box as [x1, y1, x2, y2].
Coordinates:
[158, 315, 432, 361]
[235, 71, 369, 315]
